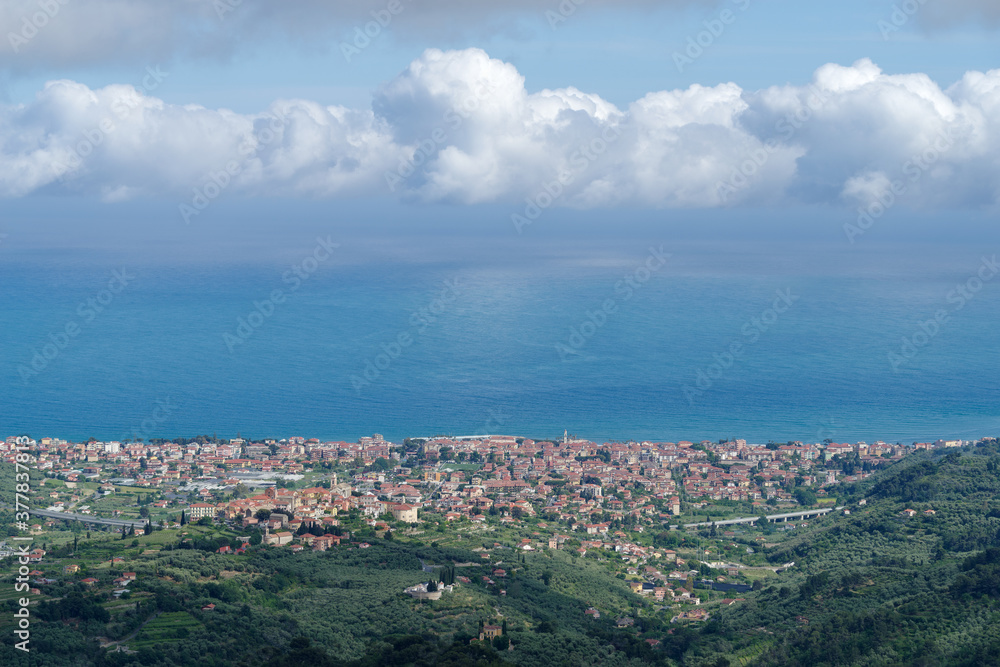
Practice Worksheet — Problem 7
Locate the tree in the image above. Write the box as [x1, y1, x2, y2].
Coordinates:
[180, 511, 186, 526]
[793, 487, 817, 506]
[536, 620, 557, 633]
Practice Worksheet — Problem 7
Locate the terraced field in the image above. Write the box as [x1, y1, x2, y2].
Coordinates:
[128, 611, 203, 649]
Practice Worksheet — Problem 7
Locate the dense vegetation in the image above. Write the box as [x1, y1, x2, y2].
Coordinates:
[3, 441, 1000, 665]
[679, 441, 1000, 666]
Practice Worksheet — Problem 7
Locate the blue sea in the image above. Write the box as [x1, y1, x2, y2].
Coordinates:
[2, 224, 999, 446]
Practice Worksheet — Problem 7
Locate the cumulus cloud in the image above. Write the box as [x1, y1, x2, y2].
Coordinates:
[0, 0, 717, 72]
[1, 48, 999, 212]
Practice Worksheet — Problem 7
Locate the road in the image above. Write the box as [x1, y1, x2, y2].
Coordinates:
[681, 507, 839, 529]
[26, 507, 148, 529]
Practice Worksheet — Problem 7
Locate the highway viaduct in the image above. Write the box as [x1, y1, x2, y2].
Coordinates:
[27, 508, 149, 530]
[681, 507, 839, 529]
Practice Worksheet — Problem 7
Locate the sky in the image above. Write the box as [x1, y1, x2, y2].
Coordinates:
[1, 1, 999, 443]
[0, 0, 998, 251]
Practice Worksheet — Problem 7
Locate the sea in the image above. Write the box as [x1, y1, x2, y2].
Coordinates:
[2, 225, 999, 446]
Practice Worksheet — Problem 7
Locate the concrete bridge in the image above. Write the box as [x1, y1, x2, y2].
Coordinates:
[28, 508, 149, 530]
[681, 507, 839, 529]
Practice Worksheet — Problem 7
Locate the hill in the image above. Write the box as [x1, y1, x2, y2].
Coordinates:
[671, 440, 1000, 666]
[2, 440, 1000, 666]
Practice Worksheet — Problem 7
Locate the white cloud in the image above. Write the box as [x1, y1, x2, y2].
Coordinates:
[1, 49, 999, 212]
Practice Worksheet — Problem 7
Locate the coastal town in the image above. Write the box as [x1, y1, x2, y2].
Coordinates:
[1, 431, 980, 634]
[4, 431, 967, 523]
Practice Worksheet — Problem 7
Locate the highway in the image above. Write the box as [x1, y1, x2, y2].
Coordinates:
[27, 508, 148, 530]
[681, 507, 839, 529]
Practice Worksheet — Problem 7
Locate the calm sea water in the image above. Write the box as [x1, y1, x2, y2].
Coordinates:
[2, 238, 999, 445]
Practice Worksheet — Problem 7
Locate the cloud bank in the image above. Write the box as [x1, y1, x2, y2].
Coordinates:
[1, 48, 999, 213]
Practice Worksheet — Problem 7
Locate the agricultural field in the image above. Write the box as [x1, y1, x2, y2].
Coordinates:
[128, 611, 203, 649]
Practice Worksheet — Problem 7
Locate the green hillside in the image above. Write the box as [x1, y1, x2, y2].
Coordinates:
[679, 441, 1000, 666]
[3, 441, 1000, 666]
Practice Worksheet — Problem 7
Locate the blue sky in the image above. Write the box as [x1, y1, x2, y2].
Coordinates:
[0, 0, 998, 250]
